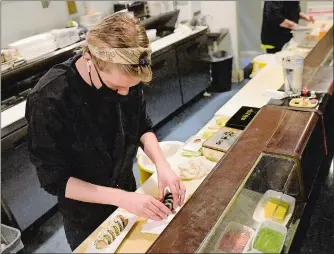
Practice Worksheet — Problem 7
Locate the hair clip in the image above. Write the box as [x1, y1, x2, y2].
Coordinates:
[138, 52, 151, 66]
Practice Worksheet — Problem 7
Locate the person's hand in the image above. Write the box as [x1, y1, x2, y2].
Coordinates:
[156, 160, 186, 209]
[119, 191, 172, 221]
[280, 19, 298, 30]
[304, 14, 315, 23]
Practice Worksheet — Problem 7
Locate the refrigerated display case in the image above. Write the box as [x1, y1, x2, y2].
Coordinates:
[147, 105, 329, 253]
[197, 152, 307, 253]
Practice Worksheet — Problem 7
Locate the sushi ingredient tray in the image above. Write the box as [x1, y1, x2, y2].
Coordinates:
[253, 190, 295, 226]
[181, 136, 205, 155]
[85, 211, 137, 253]
[216, 222, 254, 253]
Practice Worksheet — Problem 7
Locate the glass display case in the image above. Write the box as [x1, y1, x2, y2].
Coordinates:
[197, 152, 306, 253]
[147, 105, 329, 254]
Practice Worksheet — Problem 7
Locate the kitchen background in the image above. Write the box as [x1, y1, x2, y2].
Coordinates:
[2, 1, 330, 76]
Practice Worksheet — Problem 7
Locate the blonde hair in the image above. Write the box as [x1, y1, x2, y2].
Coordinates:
[83, 12, 152, 82]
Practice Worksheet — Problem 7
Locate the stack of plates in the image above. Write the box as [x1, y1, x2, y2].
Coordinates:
[79, 12, 102, 30]
[8, 33, 57, 61]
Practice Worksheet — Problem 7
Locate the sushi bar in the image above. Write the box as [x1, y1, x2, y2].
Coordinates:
[73, 21, 334, 253]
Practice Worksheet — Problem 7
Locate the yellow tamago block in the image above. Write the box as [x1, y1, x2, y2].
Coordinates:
[264, 197, 290, 222]
[274, 205, 288, 222]
[264, 201, 277, 218]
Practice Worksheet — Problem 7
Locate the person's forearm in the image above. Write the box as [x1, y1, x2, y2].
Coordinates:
[299, 12, 308, 20]
[140, 132, 168, 168]
[65, 177, 125, 206]
[280, 19, 298, 30]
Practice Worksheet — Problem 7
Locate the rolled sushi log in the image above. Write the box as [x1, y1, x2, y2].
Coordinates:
[163, 192, 174, 211]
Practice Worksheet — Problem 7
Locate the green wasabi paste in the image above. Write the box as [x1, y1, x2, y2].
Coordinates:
[253, 227, 284, 253]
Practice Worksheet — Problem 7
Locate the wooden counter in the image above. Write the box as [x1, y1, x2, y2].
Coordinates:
[148, 27, 333, 253]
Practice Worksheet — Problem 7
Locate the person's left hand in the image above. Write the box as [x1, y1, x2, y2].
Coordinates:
[156, 160, 186, 209]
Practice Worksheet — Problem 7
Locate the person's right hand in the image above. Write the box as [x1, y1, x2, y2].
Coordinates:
[119, 191, 172, 221]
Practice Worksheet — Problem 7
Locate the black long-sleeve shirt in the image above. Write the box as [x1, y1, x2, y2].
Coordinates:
[261, 1, 301, 49]
[26, 53, 153, 229]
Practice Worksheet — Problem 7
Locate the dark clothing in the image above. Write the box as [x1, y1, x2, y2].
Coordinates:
[64, 221, 93, 251]
[266, 47, 282, 54]
[25, 54, 153, 250]
[72, 62, 118, 156]
[261, 1, 301, 50]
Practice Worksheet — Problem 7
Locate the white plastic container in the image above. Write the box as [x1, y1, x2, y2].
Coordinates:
[252, 220, 287, 254]
[291, 27, 312, 43]
[282, 55, 304, 95]
[180, 136, 205, 157]
[80, 12, 102, 30]
[146, 29, 157, 42]
[1, 224, 24, 254]
[216, 222, 254, 253]
[253, 190, 295, 226]
[137, 141, 184, 173]
[80, 12, 102, 24]
[250, 54, 275, 78]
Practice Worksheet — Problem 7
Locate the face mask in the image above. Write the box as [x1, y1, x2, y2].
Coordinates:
[87, 60, 128, 101]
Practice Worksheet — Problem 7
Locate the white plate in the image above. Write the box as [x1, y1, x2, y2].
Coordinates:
[252, 220, 287, 253]
[85, 211, 137, 253]
[253, 190, 295, 226]
[170, 156, 217, 180]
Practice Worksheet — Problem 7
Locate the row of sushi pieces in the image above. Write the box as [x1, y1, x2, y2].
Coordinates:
[94, 215, 129, 250]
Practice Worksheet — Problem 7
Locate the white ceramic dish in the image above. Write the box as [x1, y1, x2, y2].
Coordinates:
[171, 155, 217, 180]
[253, 190, 295, 226]
[85, 211, 137, 253]
[137, 141, 184, 173]
[251, 220, 287, 254]
[216, 221, 254, 253]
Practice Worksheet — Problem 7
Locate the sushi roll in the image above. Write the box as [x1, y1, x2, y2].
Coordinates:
[164, 201, 173, 210]
[103, 233, 112, 244]
[163, 192, 174, 211]
[94, 232, 109, 249]
[164, 192, 173, 200]
[114, 216, 124, 231]
[109, 222, 121, 236]
[94, 239, 108, 250]
[117, 215, 129, 228]
[107, 229, 116, 241]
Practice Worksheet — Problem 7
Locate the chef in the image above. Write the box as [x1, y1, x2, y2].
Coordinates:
[261, 1, 315, 53]
[26, 12, 185, 250]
